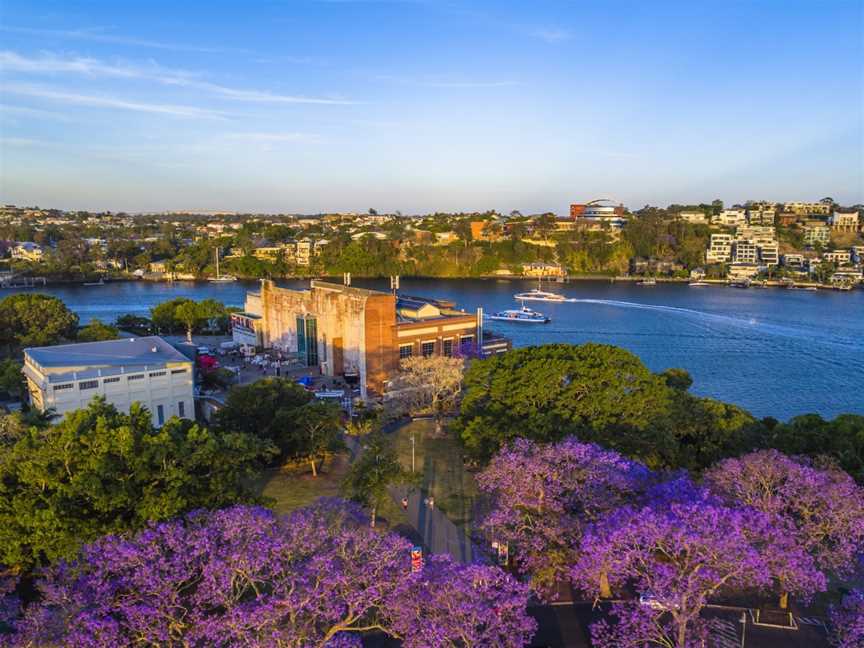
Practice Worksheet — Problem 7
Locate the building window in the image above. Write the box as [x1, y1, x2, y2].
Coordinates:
[53, 383, 74, 392]
[157, 405, 165, 426]
[442, 339, 454, 357]
[399, 344, 413, 359]
[79, 380, 99, 390]
[297, 316, 318, 367]
[460, 335, 474, 354]
[127, 374, 144, 381]
[178, 401, 185, 418]
[421, 341, 435, 357]
[171, 368, 187, 375]
[103, 376, 121, 384]
[149, 371, 167, 378]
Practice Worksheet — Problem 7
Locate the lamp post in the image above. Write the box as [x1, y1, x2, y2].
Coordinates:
[411, 431, 415, 473]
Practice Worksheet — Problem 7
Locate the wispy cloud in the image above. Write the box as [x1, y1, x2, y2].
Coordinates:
[0, 103, 74, 122]
[0, 25, 237, 54]
[0, 51, 358, 105]
[375, 74, 517, 89]
[530, 28, 572, 43]
[0, 83, 226, 119]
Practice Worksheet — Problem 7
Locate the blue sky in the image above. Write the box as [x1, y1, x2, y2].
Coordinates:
[0, 0, 861, 213]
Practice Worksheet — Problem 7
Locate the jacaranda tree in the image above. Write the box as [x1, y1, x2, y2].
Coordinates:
[476, 437, 650, 596]
[829, 589, 864, 648]
[10, 500, 536, 647]
[571, 480, 823, 648]
[706, 450, 864, 606]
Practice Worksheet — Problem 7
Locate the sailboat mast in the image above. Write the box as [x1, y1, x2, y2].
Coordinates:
[215, 248, 220, 279]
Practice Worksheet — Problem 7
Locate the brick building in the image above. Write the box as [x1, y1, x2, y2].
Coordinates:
[240, 280, 509, 399]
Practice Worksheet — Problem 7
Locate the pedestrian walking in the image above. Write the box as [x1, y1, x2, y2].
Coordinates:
[401, 497, 408, 510]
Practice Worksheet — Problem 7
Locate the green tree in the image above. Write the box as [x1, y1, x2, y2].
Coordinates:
[77, 318, 120, 342]
[0, 359, 23, 399]
[660, 367, 693, 391]
[0, 398, 275, 568]
[0, 293, 79, 353]
[453, 344, 674, 465]
[342, 432, 414, 527]
[764, 413, 864, 483]
[215, 378, 342, 471]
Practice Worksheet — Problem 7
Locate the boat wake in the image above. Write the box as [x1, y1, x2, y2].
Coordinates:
[568, 298, 860, 349]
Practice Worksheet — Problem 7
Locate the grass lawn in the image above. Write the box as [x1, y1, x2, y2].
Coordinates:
[254, 451, 409, 529]
[389, 419, 483, 532]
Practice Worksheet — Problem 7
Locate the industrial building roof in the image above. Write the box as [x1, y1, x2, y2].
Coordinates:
[24, 336, 192, 384]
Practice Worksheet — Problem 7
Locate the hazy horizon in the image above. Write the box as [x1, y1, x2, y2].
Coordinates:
[1, 0, 862, 213]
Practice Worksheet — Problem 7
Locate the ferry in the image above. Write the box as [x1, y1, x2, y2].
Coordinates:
[487, 305, 550, 324]
[514, 277, 568, 302]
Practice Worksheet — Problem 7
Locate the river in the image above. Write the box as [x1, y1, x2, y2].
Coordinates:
[3, 278, 862, 420]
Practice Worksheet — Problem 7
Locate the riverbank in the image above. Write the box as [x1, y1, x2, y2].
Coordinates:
[13, 271, 858, 293]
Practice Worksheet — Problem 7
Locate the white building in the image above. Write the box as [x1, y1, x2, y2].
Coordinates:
[803, 223, 831, 245]
[830, 211, 859, 233]
[747, 210, 776, 226]
[712, 210, 747, 228]
[23, 337, 194, 427]
[822, 250, 852, 265]
[782, 254, 805, 268]
[678, 211, 708, 224]
[706, 234, 733, 263]
[732, 241, 759, 264]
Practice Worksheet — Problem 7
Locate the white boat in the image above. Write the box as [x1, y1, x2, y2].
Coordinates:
[209, 249, 237, 283]
[688, 281, 710, 287]
[514, 277, 567, 302]
[637, 278, 657, 286]
[487, 305, 550, 324]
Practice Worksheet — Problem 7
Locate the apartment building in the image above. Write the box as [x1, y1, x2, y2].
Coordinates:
[831, 211, 859, 234]
[732, 241, 759, 265]
[23, 337, 194, 426]
[823, 250, 852, 265]
[747, 210, 776, 226]
[782, 254, 805, 268]
[803, 223, 831, 245]
[706, 234, 733, 263]
[784, 201, 832, 216]
[712, 209, 747, 228]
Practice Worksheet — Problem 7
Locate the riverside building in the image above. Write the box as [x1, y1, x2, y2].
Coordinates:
[23, 336, 194, 426]
[236, 279, 509, 399]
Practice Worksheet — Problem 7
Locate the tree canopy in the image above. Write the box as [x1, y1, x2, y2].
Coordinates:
[215, 378, 343, 469]
[453, 343, 673, 464]
[0, 398, 275, 568]
[76, 318, 119, 343]
[342, 432, 414, 527]
[8, 501, 536, 647]
[0, 293, 78, 353]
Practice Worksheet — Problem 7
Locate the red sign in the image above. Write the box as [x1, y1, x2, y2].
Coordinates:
[411, 546, 423, 573]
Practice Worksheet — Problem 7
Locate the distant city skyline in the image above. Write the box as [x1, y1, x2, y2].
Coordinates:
[0, 0, 862, 213]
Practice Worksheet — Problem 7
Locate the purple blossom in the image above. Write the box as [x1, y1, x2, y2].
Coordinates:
[572, 479, 823, 648]
[829, 589, 864, 648]
[476, 436, 650, 596]
[10, 499, 534, 647]
[706, 450, 864, 577]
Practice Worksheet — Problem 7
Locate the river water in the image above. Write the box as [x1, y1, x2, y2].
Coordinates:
[3, 278, 862, 420]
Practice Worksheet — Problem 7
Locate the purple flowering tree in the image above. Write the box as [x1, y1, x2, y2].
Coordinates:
[829, 589, 864, 648]
[706, 450, 864, 607]
[11, 499, 534, 647]
[390, 555, 537, 647]
[476, 437, 650, 596]
[571, 481, 822, 648]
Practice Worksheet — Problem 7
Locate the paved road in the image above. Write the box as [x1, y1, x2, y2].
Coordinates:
[389, 485, 488, 564]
